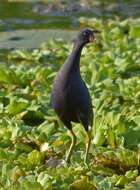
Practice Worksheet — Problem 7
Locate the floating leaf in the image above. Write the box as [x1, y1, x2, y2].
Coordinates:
[69, 176, 96, 190]
[27, 150, 43, 166]
[6, 97, 29, 115]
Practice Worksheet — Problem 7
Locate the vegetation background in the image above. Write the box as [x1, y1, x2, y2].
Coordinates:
[0, 0, 140, 189]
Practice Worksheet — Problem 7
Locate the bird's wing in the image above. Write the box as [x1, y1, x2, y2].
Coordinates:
[66, 79, 93, 129]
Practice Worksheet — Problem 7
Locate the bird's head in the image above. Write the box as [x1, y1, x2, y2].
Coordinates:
[75, 28, 96, 46]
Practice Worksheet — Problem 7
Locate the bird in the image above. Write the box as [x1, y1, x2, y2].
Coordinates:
[51, 29, 95, 164]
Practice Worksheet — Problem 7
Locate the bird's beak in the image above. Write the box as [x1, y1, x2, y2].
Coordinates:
[89, 34, 96, 42]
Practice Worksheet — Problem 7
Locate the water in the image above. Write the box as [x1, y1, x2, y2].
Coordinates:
[0, 29, 77, 49]
[0, 1, 140, 49]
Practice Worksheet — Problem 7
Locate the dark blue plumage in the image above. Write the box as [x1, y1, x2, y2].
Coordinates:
[51, 29, 95, 163]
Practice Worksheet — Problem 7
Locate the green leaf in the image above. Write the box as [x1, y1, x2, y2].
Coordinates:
[37, 172, 52, 190]
[0, 65, 20, 84]
[69, 176, 96, 190]
[18, 175, 41, 190]
[115, 175, 128, 188]
[93, 126, 106, 146]
[130, 25, 140, 38]
[133, 116, 140, 126]
[27, 150, 43, 166]
[6, 97, 29, 115]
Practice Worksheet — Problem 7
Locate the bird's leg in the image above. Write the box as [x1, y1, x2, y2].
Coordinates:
[84, 129, 92, 164]
[65, 129, 76, 163]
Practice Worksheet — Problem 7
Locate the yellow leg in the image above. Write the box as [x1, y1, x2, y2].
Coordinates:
[65, 129, 76, 163]
[84, 130, 92, 164]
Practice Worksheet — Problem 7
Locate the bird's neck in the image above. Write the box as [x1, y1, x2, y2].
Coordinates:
[66, 42, 84, 72]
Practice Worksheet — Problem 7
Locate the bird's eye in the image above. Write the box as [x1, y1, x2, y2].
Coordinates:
[82, 32, 87, 36]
